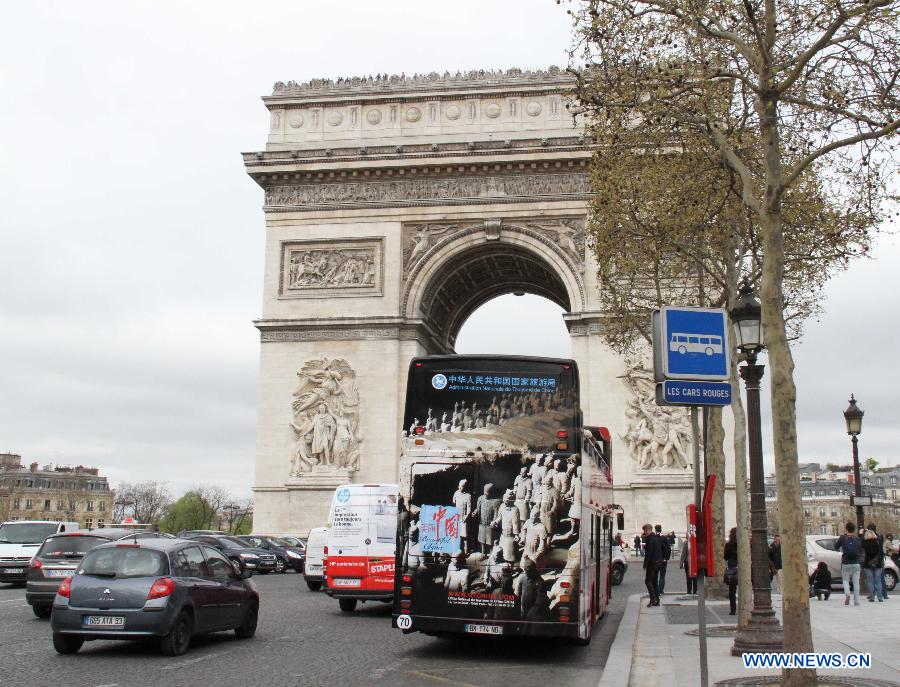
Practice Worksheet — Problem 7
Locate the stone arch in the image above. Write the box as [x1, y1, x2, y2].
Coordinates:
[402, 220, 586, 352]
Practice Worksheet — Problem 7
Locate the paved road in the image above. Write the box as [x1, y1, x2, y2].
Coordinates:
[0, 564, 644, 687]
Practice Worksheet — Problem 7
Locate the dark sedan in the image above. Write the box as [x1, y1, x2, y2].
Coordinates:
[239, 535, 305, 573]
[26, 529, 166, 618]
[181, 534, 277, 574]
[51, 538, 259, 655]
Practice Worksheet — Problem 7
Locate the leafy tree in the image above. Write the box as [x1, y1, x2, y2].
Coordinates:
[864, 457, 879, 472]
[160, 490, 218, 534]
[568, 0, 898, 681]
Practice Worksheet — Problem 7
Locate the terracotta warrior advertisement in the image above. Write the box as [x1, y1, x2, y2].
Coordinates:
[396, 358, 583, 628]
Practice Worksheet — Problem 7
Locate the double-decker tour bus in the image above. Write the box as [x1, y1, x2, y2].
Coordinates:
[392, 355, 620, 643]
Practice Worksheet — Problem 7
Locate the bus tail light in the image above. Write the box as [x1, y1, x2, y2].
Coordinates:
[415, 427, 425, 435]
[560, 580, 570, 588]
[559, 594, 570, 603]
[402, 575, 412, 583]
[400, 599, 411, 610]
[414, 439, 425, 445]
[556, 430, 568, 450]
[401, 588, 412, 597]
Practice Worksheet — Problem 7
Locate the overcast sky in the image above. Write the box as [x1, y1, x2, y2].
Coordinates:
[1, 2, 897, 500]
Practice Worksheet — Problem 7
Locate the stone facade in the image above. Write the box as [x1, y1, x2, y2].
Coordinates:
[244, 69, 736, 536]
[0, 454, 115, 528]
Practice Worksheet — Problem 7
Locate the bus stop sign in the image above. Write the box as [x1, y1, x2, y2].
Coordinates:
[653, 306, 730, 381]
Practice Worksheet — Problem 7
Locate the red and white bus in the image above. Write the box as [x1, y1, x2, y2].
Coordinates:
[324, 483, 398, 612]
[392, 355, 620, 643]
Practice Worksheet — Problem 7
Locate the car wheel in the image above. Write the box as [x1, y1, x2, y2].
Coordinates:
[52, 632, 84, 654]
[305, 578, 322, 592]
[338, 598, 357, 612]
[611, 563, 625, 586]
[678, 345, 687, 354]
[160, 610, 193, 656]
[235, 601, 259, 639]
[275, 557, 286, 574]
[885, 568, 897, 592]
[32, 603, 52, 619]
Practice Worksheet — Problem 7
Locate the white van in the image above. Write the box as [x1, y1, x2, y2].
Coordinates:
[0, 520, 80, 584]
[304, 526, 328, 591]
[324, 484, 398, 612]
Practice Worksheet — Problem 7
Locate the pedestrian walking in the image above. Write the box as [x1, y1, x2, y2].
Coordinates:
[634, 534, 643, 558]
[724, 527, 738, 615]
[680, 532, 696, 594]
[862, 525, 885, 602]
[642, 523, 665, 607]
[809, 561, 832, 600]
[769, 534, 783, 594]
[655, 524, 671, 595]
[870, 523, 889, 600]
[836, 521, 862, 606]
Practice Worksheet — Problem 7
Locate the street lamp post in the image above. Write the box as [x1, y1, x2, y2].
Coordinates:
[843, 395, 865, 528]
[730, 284, 783, 656]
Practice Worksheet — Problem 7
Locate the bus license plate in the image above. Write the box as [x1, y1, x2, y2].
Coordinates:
[47, 569, 75, 578]
[332, 578, 361, 587]
[85, 616, 125, 627]
[464, 624, 502, 635]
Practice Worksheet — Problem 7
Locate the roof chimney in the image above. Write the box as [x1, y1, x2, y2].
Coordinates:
[30, 462, 38, 473]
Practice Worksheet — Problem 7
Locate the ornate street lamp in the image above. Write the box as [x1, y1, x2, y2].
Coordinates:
[730, 284, 783, 656]
[843, 395, 865, 527]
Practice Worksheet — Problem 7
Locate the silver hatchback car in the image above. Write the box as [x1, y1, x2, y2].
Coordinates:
[805, 534, 898, 592]
[51, 538, 259, 656]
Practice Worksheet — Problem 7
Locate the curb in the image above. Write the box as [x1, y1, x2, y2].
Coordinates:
[598, 593, 642, 687]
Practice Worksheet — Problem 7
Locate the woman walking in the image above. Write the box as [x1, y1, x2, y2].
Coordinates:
[680, 532, 696, 594]
[724, 527, 738, 615]
[862, 527, 885, 602]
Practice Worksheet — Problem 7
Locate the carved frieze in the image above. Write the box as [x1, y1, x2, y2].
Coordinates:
[265, 172, 591, 211]
[289, 357, 362, 477]
[279, 238, 383, 298]
[620, 361, 693, 471]
[260, 327, 400, 342]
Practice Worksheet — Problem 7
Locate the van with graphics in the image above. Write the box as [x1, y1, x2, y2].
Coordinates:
[304, 527, 328, 591]
[324, 484, 399, 612]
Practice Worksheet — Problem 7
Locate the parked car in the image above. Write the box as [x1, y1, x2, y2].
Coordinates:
[279, 535, 308, 548]
[805, 534, 898, 592]
[0, 520, 80, 584]
[181, 534, 277, 575]
[611, 544, 628, 586]
[25, 528, 167, 618]
[176, 529, 225, 538]
[304, 527, 328, 591]
[50, 537, 259, 655]
[239, 535, 305, 573]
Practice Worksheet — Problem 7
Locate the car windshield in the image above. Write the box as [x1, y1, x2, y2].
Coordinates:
[270, 537, 292, 547]
[0, 523, 59, 544]
[80, 547, 169, 578]
[280, 537, 302, 547]
[38, 535, 106, 558]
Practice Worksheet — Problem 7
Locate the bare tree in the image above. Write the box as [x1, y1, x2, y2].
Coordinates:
[569, 0, 898, 682]
[113, 481, 172, 525]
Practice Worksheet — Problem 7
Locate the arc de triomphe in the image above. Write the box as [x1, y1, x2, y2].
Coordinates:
[243, 68, 735, 535]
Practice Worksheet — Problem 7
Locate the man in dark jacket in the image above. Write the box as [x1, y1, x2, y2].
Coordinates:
[655, 524, 672, 595]
[643, 523, 666, 606]
[769, 535, 783, 594]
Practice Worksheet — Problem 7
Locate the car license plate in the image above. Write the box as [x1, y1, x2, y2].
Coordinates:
[47, 569, 75, 578]
[332, 578, 361, 587]
[84, 616, 125, 627]
[464, 623, 503, 635]
[307, 564, 322, 573]
[3, 568, 24, 574]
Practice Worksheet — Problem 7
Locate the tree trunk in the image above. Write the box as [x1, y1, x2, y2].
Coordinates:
[759, 208, 816, 685]
[705, 407, 728, 599]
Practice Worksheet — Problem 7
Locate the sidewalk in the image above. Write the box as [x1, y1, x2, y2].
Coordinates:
[600, 590, 900, 686]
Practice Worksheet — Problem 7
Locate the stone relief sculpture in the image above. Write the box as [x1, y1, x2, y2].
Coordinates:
[402, 224, 460, 272]
[289, 357, 362, 476]
[619, 361, 692, 470]
[287, 248, 375, 289]
[525, 219, 585, 265]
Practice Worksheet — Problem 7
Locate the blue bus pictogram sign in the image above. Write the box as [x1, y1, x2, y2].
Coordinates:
[655, 306, 730, 381]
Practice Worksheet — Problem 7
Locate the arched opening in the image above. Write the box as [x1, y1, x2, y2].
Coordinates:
[411, 239, 576, 352]
[455, 293, 572, 357]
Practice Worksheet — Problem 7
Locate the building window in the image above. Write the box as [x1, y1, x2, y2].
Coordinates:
[56, 500, 63, 511]
[820, 525, 828, 534]
[818, 507, 826, 517]
[806, 526, 812, 535]
[25, 499, 33, 509]
[803, 489, 811, 496]
[831, 508, 838, 517]
[891, 477, 897, 485]
[831, 524, 838, 535]
[68, 499, 76, 511]
[26, 479, 33, 488]
[85, 518, 93, 529]
[12, 498, 20, 509]
[863, 477, 869, 484]
[43, 499, 51, 511]
[803, 508, 811, 517]
[876, 478, 883, 485]
[97, 519, 105, 528]
[830, 489, 837, 495]
[86, 501, 94, 512]
[99, 501, 106, 513]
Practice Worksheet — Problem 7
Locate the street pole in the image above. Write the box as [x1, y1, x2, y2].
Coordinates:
[692, 406, 708, 687]
[851, 435, 864, 528]
[731, 356, 783, 656]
